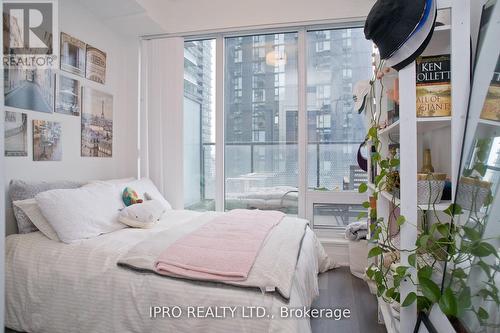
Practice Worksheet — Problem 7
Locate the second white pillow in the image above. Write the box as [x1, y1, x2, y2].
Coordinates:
[13, 198, 60, 241]
[36, 182, 126, 243]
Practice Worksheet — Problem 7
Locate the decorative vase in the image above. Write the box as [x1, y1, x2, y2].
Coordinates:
[421, 149, 435, 173]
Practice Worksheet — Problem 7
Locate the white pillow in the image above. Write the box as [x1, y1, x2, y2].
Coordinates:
[119, 199, 166, 228]
[13, 198, 60, 241]
[123, 178, 171, 209]
[35, 182, 126, 243]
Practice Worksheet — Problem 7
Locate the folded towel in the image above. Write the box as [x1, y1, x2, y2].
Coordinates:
[345, 221, 368, 241]
[154, 209, 285, 281]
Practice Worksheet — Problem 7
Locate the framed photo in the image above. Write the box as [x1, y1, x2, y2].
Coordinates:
[85, 45, 106, 84]
[55, 74, 81, 116]
[81, 87, 113, 157]
[4, 111, 28, 157]
[4, 68, 54, 113]
[60, 32, 86, 77]
[33, 120, 62, 161]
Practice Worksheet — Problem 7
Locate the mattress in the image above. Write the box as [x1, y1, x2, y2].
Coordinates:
[5, 210, 332, 333]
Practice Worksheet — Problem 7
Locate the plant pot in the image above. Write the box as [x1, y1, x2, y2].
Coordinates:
[417, 173, 446, 205]
[455, 177, 491, 211]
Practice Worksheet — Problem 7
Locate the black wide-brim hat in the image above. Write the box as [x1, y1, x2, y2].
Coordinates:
[386, 0, 437, 70]
[364, 0, 426, 59]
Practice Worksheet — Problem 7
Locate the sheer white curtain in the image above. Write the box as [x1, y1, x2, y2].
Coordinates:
[139, 37, 185, 209]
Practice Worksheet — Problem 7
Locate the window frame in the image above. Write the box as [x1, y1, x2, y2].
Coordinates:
[183, 21, 368, 236]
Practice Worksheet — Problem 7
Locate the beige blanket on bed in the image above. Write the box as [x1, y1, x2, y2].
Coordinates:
[118, 211, 309, 300]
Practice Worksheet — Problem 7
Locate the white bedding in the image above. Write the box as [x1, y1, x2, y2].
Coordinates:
[6, 210, 333, 333]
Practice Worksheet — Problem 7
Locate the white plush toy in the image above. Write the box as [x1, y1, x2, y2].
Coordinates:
[119, 199, 166, 228]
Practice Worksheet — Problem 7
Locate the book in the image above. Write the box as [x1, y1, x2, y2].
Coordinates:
[479, 57, 500, 122]
[416, 55, 451, 117]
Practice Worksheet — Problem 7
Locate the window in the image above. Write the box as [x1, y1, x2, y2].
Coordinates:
[225, 33, 299, 214]
[183, 39, 216, 211]
[180, 26, 372, 230]
[307, 28, 373, 191]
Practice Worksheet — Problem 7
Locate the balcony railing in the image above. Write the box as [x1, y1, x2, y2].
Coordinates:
[189, 141, 366, 202]
[185, 141, 367, 226]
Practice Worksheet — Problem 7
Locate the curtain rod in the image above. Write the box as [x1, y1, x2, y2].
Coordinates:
[140, 16, 367, 40]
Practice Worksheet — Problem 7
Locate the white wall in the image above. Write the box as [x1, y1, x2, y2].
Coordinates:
[4, 0, 139, 235]
[137, 0, 375, 35]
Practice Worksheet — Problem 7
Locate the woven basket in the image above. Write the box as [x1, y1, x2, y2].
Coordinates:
[456, 177, 491, 211]
[417, 173, 446, 205]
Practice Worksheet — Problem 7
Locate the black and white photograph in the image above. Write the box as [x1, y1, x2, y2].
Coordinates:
[85, 45, 107, 84]
[4, 111, 28, 157]
[33, 120, 62, 161]
[4, 68, 55, 113]
[56, 74, 81, 116]
[81, 87, 113, 157]
[60, 32, 86, 76]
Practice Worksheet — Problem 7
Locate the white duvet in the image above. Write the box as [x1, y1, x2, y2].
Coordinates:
[6, 210, 334, 333]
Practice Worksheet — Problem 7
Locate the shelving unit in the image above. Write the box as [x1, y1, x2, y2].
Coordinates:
[368, 1, 471, 332]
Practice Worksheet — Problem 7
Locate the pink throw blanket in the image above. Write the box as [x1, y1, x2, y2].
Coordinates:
[154, 209, 285, 281]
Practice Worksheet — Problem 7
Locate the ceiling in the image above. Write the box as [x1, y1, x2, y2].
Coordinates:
[73, 0, 165, 37]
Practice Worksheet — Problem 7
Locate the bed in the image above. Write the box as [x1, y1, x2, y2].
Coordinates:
[5, 209, 334, 333]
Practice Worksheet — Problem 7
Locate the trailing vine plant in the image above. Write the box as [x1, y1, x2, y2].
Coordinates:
[359, 62, 500, 329]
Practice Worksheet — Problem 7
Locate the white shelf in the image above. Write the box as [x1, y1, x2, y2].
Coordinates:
[478, 118, 500, 127]
[417, 116, 452, 133]
[379, 190, 401, 205]
[418, 200, 453, 211]
[435, 24, 451, 32]
[378, 117, 451, 137]
[378, 297, 400, 333]
[379, 120, 400, 136]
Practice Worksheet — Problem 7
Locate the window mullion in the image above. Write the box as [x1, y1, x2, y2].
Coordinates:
[297, 28, 307, 219]
[215, 35, 225, 211]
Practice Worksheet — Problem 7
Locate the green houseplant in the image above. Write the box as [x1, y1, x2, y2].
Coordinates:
[360, 66, 499, 329]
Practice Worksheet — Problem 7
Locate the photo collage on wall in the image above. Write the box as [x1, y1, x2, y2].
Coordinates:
[3, 31, 112, 160]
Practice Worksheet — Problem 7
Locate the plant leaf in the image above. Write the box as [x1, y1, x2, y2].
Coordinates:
[396, 265, 408, 276]
[396, 215, 406, 226]
[457, 287, 471, 316]
[408, 253, 416, 267]
[419, 235, 430, 250]
[390, 158, 400, 167]
[362, 201, 370, 208]
[419, 277, 441, 303]
[417, 296, 432, 312]
[452, 267, 467, 279]
[402, 292, 417, 306]
[436, 223, 450, 236]
[358, 183, 368, 193]
[357, 211, 367, 220]
[368, 246, 383, 258]
[386, 287, 396, 299]
[478, 307, 489, 320]
[471, 242, 498, 258]
[444, 204, 463, 217]
[439, 287, 458, 317]
[477, 261, 491, 279]
[463, 226, 481, 241]
[418, 266, 433, 280]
